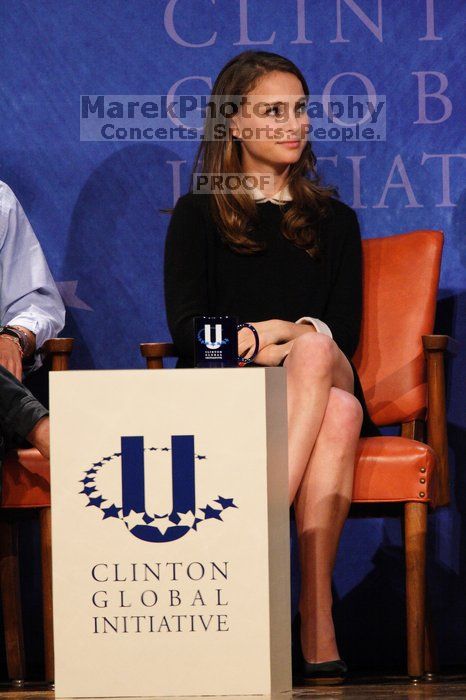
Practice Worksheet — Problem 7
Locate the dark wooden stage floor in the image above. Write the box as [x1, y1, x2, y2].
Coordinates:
[2, 673, 466, 699]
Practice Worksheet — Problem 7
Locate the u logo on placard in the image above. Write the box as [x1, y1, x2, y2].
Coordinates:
[79, 435, 238, 543]
[198, 323, 229, 350]
[204, 322, 223, 349]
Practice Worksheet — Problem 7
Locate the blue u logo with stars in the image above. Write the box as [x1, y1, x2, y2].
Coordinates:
[79, 434, 238, 542]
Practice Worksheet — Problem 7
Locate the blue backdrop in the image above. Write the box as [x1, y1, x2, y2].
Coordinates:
[1, 0, 465, 673]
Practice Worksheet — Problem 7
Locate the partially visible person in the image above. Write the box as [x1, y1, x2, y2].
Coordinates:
[0, 179, 65, 467]
[0, 365, 50, 461]
[0, 179, 65, 378]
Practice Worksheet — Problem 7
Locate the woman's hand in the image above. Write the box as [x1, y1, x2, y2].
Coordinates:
[238, 319, 285, 359]
[252, 340, 294, 366]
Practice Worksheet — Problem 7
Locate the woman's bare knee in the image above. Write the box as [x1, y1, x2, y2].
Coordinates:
[320, 387, 363, 443]
[287, 332, 337, 379]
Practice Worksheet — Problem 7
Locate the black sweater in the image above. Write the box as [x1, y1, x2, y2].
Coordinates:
[164, 192, 362, 368]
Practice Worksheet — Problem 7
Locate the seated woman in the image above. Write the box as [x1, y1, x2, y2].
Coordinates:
[164, 50, 379, 684]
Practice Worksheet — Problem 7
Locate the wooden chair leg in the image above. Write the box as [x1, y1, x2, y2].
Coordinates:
[404, 501, 427, 679]
[0, 518, 25, 682]
[40, 507, 54, 684]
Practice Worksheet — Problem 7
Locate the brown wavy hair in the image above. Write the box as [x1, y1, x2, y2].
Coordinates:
[163, 50, 337, 257]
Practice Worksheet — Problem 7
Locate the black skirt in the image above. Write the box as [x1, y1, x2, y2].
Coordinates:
[349, 359, 380, 437]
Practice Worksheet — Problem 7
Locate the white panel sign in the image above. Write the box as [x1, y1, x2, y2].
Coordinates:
[50, 368, 291, 697]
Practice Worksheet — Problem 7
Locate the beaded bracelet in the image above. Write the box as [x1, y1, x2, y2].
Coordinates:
[9, 325, 32, 356]
[0, 332, 24, 358]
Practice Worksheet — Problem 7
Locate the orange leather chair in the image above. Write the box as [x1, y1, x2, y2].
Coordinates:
[0, 338, 73, 684]
[140, 229, 450, 680]
[351, 229, 450, 679]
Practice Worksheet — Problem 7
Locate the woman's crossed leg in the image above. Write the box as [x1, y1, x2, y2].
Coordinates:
[282, 332, 363, 663]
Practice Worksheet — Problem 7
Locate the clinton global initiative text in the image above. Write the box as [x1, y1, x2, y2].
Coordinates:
[93, 613, 229, 634]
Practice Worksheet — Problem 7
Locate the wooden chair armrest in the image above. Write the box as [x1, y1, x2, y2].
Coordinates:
[421, 334, 455, 507]
[40, 338, 74, 371]
[140, 342, 177, 369]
